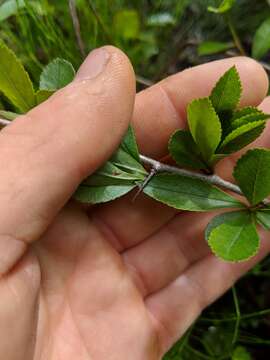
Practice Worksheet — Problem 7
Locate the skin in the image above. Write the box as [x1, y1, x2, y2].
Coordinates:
[0, 46, 270, 360]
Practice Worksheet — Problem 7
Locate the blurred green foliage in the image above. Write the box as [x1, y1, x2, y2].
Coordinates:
[1, 0, 270, 358]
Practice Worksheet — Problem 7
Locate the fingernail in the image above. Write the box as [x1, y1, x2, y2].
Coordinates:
[75, 47, 111, 81]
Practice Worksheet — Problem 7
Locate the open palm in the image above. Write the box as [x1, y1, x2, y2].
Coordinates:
[0, 47, 270, 360]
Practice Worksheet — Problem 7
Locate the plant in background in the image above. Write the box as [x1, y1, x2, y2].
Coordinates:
[1, 40, 270, 264]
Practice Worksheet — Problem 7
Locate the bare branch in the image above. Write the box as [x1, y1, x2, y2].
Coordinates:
[139, 155, 243, 196]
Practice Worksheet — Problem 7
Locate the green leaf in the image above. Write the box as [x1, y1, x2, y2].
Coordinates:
[143, 173, 243, 211]
[0, 0, 44, 21]
[39, 58, 75, 91]
[208, 0, 235, 14]
[0, 40, 35, 112]
[252, 18, 270, 59]
[230, 112, 269, 130]
[198, 41, 234, 56]
[187, 97, 221, 162]
[120, 125, 140, 162]
[231, 106, 262, 121]
[147, 13, 176, 27]
[113, 10, 140, 40]
[256, 207, 270, 230]
[218, 121, 265, 154]
[35, 89, 54, 105]
[207, 211, 259, 262]
[168, 130, 208, 170]
[74, 125, 146, 204]
[234, 148, 270, 205]
[0, 110, 19, 120]
[210, 66, 242, 114]
[232, 346, 252, 360]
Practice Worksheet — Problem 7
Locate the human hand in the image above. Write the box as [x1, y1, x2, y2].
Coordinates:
[0, 46, 269, 360]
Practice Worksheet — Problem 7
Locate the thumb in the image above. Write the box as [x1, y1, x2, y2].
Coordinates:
[0, 46, 135, 274]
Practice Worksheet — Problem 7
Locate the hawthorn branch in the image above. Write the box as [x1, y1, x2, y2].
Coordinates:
[0, 118, 243, 196]
[139, 154, 243, 196]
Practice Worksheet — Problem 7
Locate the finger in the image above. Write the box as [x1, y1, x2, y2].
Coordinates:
[123, 212, 212, 297]
[0, 46, 135, 275]
[95, 57, 268, 252]
[133, 57, 268, 158]
[146, 231, 270, 353]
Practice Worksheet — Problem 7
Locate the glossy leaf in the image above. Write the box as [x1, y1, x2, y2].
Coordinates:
[208, 0, 236, 14]
[187, 97, 221, 161]
[0, 40, 35, 112]
[234, 149, 270, 205]
[168, 130, 208, 169]
[143, 173, 243, 211]
[198, 41, 233, 56]
[210, 66, 242, 114]
[208, 211, 259, 262]
[40, 58, 75, 91]
[252, 18, 270, 59]
[218, 121, 265, 154]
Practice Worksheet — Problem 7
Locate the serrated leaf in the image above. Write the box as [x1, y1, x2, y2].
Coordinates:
[208, 0, 235, 14]
[143, 173, 243, 211]
[234, 149, 270, 205]
[198, 41, 234, 56]
[0, 40, 35, 112]
[252, 18, 270, 59]
[39, 58, 75, 91]
[168, 130, 208, 169]
[218, 121, 265, 154]
[74, 125, 146, 204]
[0, 110, 19, 120]
[208, 212, 259, 262]
[231, 112, 269, 130]
[35, 89, 54, 105]
[231, 106, 262, 121]
[256, 207, 270, 230]
[187, 97, 221, 162]
[210, 66, 242, 114]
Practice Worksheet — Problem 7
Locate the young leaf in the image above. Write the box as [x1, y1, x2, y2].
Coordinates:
[143, 173, 243, 211]
[233, 149, 270, 205]
[35, 89, 54, 105]
[208, 0, 235, 14]
[168, 130, 208, 169]
[252, 17, 270, 59]
[0, 40, 35, 112]
[231, 106, 262, 121]
[187, 97, 221, 162]
[198, 41, 234, 56]
[230, 112, 269, 130]
[218, 121, 265, 154]
[210, 66, 242, 114]
[39, 58, 75, 91]
[256, 207, 270, 230]
[208, 212, 259, 262]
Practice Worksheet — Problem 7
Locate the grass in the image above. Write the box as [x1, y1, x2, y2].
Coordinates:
[1, 0, 270, 358]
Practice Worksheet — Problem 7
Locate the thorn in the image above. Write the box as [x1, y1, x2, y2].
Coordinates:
[132, 168, 157, 202]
